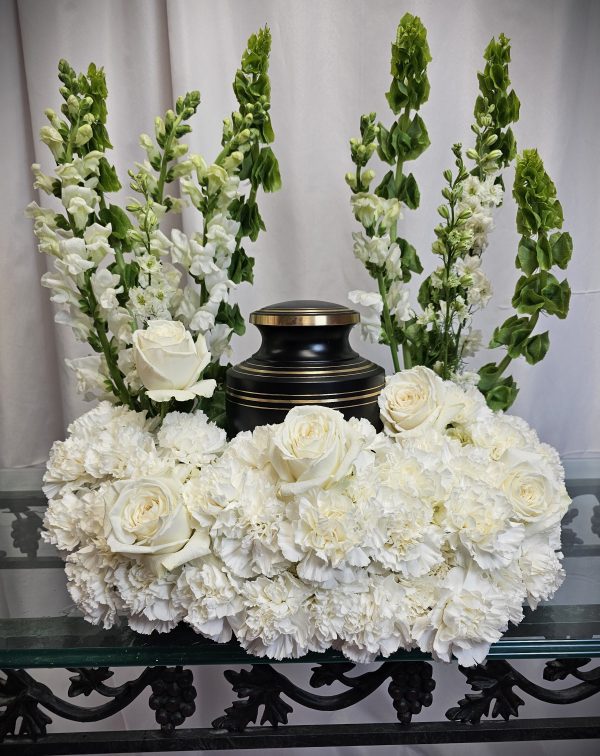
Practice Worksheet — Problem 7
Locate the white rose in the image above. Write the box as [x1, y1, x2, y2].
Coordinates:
[378, 367, 460, 437]
[103, 475, 210, 572]
[132, 319, 216, 402]
[268, 406, 365, 495]
[499, 449, 570, 532]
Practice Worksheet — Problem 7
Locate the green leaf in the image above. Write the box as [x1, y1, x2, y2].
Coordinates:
[99, 204, 132, 240]
[54, 214, 71, 231]
[237, 200, 265, 242]
[523, 331, 550, 365]
[376, 123, 396, 164]
[477, 362, 503, 392]
[550, 231, 573, 269]
[200, 387, 226, 429]
[397, 237, 423, 280]
[516, 235, 538, 275]
[228, 246, 255, 285]
[97, 157, 121, 193]
[536, 235, 552, 270]
[489, 314, 534, 358]
[374, 170, 396, 199]
[250, 146, 281, 192]
[512, 271, 571, 318]
[399, 172, 420, 208]
[216, 301, 246, 336]
[484, 375, 519, 411]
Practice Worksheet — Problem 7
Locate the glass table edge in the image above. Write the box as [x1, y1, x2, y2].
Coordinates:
[1, 639, 599, 670]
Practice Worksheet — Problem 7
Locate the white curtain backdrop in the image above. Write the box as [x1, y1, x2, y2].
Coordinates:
[1, 0, 599, 754]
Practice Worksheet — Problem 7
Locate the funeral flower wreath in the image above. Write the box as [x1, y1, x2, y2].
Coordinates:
[33, 19, 572, 666]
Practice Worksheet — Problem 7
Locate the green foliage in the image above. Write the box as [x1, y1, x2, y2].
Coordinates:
[386, 13, 431, 113]
[474, 34, 520, 169]
[479, 150, 572, 410]
[216, 302, 246, 336]
[513, 149, 563, 235]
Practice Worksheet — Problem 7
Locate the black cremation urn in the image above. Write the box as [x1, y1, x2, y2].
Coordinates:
[225, 300, 385, 435]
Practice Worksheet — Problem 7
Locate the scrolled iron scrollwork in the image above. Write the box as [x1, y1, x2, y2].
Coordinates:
[0, 665, 197, 742]
[212, 660, 436, 732]
[446, 658, 600, 725]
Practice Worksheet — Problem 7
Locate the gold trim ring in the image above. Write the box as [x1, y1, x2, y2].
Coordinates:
[250, 311, 360, 327]
[226, 387, 383, 405]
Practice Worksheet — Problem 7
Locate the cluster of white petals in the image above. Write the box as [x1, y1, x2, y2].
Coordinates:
[43, 368, 569, 666]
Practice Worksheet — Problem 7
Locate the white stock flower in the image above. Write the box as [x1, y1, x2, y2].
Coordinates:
[157, 411, 227, 467]
[132, 319, 216, 402]
[92, 269, 123, 312]
[61, 185, 98, 229]
[66, 355, 111, 402]
[351, 232, 389, 267]
[84, 223, 112, 263]
[378, 367, 461, 438]
[387, 280, 411, 322]
[268, 406, 367, 495]
[348, 289, 383, 314]
[351, 194, 401, 231]
[205, 323, 233, 360]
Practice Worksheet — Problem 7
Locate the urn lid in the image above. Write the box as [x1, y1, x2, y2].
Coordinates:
[249, 300, 360, 327]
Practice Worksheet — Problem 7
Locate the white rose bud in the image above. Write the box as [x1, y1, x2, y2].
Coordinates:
[132, 319, 216, 402]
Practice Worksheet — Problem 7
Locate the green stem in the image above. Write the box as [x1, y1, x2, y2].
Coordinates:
[377, 270, 400, 372]
[155, 114, 184, 204]
[83, 282, 131, 407]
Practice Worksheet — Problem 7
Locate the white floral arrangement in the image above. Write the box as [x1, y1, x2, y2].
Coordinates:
[42, 367, 569, 666]
[33, 18, 572, 667]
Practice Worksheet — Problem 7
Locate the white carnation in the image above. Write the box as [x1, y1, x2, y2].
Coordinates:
[112, 561, 184, 634]
[64, 546, 123, 629]
[278, 487, 369, 587]
[210, 468, 289, 579]
[443, 481, 524, 569]
[174, 556, 243, 642]
[157, 410, 227, 466]
[313, 574, 412, 663]
[519, 535, 565, 609]
[413, 563, 511, 665]
[230, 572, 314, 659]
[366, 485, 443, 577]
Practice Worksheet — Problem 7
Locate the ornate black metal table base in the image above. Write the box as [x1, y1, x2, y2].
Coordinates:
[1, 659, 599, 753]
[212, 661, 435, 731]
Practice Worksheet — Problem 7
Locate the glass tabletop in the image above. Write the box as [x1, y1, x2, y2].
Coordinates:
[1, 476, 599, 669]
